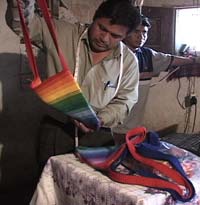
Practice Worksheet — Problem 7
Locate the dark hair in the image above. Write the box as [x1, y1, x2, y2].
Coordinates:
[141, 14, 151, 28]
[93, 0, 141, 33]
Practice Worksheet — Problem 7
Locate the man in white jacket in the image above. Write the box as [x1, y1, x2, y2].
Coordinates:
[6, 0, 141, 155]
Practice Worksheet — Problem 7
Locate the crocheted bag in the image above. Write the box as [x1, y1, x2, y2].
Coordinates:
[16, 0, 100, 129]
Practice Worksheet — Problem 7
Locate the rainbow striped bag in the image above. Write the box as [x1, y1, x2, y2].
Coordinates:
[16, 0, 100, 129]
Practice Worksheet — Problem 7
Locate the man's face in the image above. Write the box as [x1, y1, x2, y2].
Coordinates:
[88, 18, 129, 52]
[124, 24, 149, 50]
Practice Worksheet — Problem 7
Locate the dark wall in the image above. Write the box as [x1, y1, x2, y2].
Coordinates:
[142, 6, 176, 54]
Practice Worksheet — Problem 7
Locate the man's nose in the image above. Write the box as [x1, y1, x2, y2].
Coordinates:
[101, 31, 110, 43]
[137, 32, 145, 40]
[138, 32, 143, 38]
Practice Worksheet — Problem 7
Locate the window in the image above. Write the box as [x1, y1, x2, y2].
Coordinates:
[175, 7, 200, 55]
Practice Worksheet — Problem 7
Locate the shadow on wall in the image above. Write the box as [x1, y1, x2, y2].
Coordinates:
[0, 51, 73, 204]
[0, 143, 3, 182]
[0, 52, 46, 203]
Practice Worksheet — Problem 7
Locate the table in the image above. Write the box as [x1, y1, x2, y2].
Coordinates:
[30, 142, 200, 205]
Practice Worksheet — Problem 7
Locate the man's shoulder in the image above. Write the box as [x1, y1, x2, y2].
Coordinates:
[55, 20, 86, 32]
[53, 20, 88, 42]
[136, 47, 154, 61]
[120, 43, 139, 73]
[122, 42, 137, 58]
[138, 47, 153, 54]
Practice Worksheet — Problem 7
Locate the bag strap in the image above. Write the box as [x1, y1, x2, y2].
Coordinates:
[16, 0, 42, 87]
[115, 127, 195, 202]
[37, 0, 69, 71]
[16, 0, 71, 88]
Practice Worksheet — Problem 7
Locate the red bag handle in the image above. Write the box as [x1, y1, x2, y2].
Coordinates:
[107, 126, 194, 201]
[16, 0, 41, 87]
[125, 127, 189, 187]
[36, 0, 69, 72]
[16, 0, 70, 88]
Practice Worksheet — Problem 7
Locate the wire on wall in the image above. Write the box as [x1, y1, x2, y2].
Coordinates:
[176, 78, 186, 110]
[174, 74, 197, 133]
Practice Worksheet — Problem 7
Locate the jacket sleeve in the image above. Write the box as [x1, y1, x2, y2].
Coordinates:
[151, 48, 172, 74]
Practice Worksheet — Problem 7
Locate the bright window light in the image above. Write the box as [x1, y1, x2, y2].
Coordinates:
[176, 8, 200, 54]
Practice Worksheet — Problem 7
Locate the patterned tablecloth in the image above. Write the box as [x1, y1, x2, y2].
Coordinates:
[30, 142, 200, 205]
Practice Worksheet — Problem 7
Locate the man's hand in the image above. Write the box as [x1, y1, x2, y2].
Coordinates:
[194, 56, 200, 64]
[73, 119, 95, 133]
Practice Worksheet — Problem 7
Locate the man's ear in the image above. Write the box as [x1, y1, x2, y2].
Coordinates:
[126, 31, 134, 38]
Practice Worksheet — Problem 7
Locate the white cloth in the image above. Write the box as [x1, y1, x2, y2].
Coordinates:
[30, 143, 200, 205]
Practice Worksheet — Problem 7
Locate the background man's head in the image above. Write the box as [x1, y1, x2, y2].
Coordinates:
[123, 15, 151, 51]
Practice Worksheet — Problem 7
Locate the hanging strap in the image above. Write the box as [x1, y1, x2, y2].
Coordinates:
[16, 0, 42, 87]
[74, 28, 87, 82]
[113, 42, 123, 97]
[36, 0, 69, 72]
[16, 0, 71, 88]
